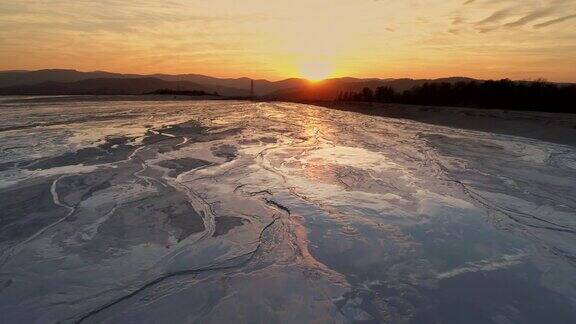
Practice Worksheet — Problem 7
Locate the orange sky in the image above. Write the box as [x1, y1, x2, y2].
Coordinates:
[1, 0, 575, 82]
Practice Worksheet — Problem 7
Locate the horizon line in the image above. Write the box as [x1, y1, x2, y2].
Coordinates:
[1, 68, 573, 84]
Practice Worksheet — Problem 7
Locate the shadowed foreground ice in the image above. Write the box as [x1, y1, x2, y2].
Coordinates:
[1, 98, 576, 323]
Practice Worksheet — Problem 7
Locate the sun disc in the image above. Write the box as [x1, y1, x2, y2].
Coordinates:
[299, 61, 332, 81]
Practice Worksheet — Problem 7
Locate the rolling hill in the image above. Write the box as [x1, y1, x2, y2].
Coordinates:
[0, 69, 478, 98]
[265, 77, 476, 101]
[0, 77, 251, 96]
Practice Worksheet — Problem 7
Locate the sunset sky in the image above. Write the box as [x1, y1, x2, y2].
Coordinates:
[1, 0, 575, 81]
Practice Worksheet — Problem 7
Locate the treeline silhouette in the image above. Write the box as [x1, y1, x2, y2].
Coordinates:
[336, 79, 576, 113]
[146, 89, 219, 96]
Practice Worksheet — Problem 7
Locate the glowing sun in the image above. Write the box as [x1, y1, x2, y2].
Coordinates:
[299, 61, 332, 81]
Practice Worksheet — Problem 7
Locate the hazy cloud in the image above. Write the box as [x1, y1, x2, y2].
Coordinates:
[452, 16, 466, 25]
[476, 8, 513, 25]
[534, 13, 576, 28]
[466, 0, 576, 33]
[504, 8, 556, 27]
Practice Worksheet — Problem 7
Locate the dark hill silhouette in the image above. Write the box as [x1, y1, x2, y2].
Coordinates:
[266, 77, 476, 101]
[2, 70, 573, 113]
[0, 77, 250, 96]
[0, 69, 133, 88]
[0, 69, 288, 95]
[149, 75, 311, 96]
[0, 69, 303, 96]
[0, 69, 478, 97]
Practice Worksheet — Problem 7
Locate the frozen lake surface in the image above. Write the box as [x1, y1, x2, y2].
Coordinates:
[1, 98, 576, 323]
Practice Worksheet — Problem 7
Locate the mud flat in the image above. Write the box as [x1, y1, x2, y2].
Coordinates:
[1, 97, 575, 323]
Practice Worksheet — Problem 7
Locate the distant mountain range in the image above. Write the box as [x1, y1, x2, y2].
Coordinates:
[264, 77, 478, 101]
[0, 77, 249, 96]
[0, 69, 485, 99]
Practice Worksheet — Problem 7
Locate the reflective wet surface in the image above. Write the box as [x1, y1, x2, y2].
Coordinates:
[1, 98, 575, 323]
